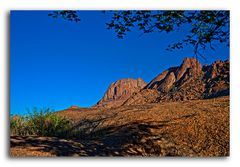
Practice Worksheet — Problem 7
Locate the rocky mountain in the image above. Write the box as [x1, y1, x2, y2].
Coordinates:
[94, 57, 229, 108]
[95, 78, 146, 108]
[145, 58, 202, 92]
[202, 59, 230, 98]
[124, 57, 229, 105]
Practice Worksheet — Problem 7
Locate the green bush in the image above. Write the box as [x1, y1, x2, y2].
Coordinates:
[10, 115, 31, 136]
[10, 108, 73, 137]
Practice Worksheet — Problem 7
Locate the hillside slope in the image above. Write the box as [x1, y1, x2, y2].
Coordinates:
[11, 96, 229, 157]
[124, 58, 229, 105]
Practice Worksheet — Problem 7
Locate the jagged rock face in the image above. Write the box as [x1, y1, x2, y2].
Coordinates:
[124, 57, 229, 105]
[95, 78, 146, 108]
[160, 72, 176, 92]
[157, 77, 206, 102]
[203, 60, 230, 98]
[176, 57, 202, 81]
[145, 70, 170, 90]
[145, 68, 178, 93]
[158, 59, 229, 102]
[145, 58, 202, 93]
[95, 57, 229, 108]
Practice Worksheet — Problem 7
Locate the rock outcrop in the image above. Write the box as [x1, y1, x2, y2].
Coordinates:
[95, 57, 229, 108]
[95, 78, 146, 108]
[145, 58, 202, 93]
[203, 59, 230, 98]
[125, 57, 229, 105]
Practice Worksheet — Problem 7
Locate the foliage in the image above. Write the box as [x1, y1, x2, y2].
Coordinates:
[105, 10, 229, 58]
[48, 11, 80, 22]
[48, 10, 229, 58]
[10, 108, 73, 137]
[10, 116, 30, 136]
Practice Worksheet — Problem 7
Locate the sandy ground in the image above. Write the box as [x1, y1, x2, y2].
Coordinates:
[10, 96, 229, 157]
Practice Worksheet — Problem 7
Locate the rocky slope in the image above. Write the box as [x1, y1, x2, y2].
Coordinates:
[95, 78, 146, 108]
[145, 58, 202, 92]
[124, 58, 229, 105]
[11, 96, 229, 157]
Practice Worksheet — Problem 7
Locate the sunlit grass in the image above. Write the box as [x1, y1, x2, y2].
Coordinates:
[10, 108, 73, 137]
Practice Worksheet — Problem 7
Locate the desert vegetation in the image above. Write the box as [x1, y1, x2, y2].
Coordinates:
[10, 108, 73, 137]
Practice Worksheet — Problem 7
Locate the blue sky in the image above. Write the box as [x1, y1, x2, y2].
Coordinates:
[10, 11, 229, 115]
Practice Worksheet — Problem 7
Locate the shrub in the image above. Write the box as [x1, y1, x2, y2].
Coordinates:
[10, 108, 73, 137]
[10, 115, 31, 136]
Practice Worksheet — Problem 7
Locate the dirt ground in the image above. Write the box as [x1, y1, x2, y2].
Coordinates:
[10, 96, 229, 157]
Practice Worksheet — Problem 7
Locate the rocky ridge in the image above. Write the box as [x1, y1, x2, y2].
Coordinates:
[125, 58, 229, 105]
[95, 78, 146, 108]
[95, 57, 229, 108]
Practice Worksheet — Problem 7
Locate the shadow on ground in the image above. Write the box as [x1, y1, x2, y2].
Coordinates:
[10, 119, 175, 156]
[10, 113, 223, 157]
[10, 97, 230, 157]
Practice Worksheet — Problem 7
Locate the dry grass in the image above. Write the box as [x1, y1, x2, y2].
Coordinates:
[10, 96, 229, 157]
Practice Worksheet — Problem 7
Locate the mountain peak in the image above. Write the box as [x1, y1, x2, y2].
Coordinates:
[176, 57, 202, 80]
[145, 57, 202, 92]
[95, 78, 146, 108]
[125, 57, 229, 105]
[94, 57, 229, 108]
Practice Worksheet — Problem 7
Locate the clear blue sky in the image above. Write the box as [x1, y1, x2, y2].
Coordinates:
[10, 11, 229, 115]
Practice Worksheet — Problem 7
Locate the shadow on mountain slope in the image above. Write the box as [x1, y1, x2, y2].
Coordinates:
[10, 96, 229, 157]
